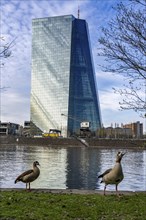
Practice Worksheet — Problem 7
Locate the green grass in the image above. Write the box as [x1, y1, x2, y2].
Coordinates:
[0, 191, 146, 220]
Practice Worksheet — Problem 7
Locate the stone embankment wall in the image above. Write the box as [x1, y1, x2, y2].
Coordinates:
[0, 136, 145, 149]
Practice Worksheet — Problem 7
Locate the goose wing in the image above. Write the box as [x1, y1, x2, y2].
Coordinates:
[98, 168, 112, 178]
[15, 169, 33, 183]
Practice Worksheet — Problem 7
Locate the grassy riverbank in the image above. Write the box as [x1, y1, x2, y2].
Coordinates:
[0, 190, 146, 220]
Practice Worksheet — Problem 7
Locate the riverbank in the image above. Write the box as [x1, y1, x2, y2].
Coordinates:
[1, 190, 146, 220]
[0, 136, 146, 149]
[1, 188, 146, 195]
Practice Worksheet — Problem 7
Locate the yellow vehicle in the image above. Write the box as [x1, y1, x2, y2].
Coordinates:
[42, 129, 61, 138]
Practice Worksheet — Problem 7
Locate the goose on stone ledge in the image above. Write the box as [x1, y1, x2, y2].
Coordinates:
[14, 161, 40, 190]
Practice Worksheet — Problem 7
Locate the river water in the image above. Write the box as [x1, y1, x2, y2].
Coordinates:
[0, 144, 145, 191]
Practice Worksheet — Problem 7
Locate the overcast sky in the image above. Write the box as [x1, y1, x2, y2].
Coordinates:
[1, 0, 145, 132]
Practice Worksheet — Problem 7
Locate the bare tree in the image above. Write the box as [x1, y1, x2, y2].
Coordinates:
[0, 37, 13, 60]
[0, 37, 16, 91]
[98, 0, 146, 115]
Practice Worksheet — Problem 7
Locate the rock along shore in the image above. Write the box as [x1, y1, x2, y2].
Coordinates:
[0, 136, 146, 149]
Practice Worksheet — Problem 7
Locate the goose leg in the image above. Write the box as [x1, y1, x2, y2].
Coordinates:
[29, 182, 30, 190]
[116, 184, 119, 196]
[26, 183, 27, 190]
[104, 185, 106, 195]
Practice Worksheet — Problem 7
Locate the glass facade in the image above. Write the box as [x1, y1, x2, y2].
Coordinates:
[31, 15, 101, 137]
[68, 19, 101, 135]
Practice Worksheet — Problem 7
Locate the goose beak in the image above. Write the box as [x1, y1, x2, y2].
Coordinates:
[36, 161, 40, 166]
[122, 152, 126, 157]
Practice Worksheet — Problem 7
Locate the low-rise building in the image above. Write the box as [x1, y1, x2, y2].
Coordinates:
[0, 122, 20, 135]
[123, 121, 143, 138]
[97, 121, 143, 139]
[23, 121, 30, 136]
[103, 127, 132, 139]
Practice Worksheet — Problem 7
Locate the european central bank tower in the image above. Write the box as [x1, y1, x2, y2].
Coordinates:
[31, 15, 101, 137]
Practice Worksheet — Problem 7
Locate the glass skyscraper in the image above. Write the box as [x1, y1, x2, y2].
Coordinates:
[31, 15, 101, 137]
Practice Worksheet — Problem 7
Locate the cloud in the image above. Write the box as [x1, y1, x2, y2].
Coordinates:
[1, 91, 30, 125]
[99, 90, 121, 111]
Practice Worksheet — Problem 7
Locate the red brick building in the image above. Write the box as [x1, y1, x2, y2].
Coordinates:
[123, 121, 143, 138]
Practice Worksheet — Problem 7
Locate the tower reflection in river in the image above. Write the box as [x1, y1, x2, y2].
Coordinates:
[66, 147, 101, 189]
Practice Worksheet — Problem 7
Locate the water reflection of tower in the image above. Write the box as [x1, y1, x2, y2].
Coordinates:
[66, 147, 101, 189]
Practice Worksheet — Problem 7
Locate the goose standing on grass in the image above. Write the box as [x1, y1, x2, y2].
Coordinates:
[15, 161, 40, 190]
[98, 152, 126, 196]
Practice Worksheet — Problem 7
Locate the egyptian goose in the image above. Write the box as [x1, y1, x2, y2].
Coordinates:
[15, 161, 40, 190]
[98, 152, 125, 196]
